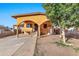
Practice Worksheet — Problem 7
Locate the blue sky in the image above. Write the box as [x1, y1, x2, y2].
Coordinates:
[0, 3, 45, 28]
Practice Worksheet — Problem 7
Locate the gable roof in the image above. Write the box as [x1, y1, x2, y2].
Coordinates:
[12, 12, 45, 19]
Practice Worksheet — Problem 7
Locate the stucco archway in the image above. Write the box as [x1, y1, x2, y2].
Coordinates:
[40, 20, 52, 35]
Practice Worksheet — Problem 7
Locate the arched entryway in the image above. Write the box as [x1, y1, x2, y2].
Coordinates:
[20, 20, 38, 34]
[34, 24, 38, 31]
[15, 20, 52, 38]
[40, 20, 52, 35]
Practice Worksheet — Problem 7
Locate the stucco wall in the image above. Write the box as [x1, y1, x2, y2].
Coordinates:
[22, 21, 34, 32]
[16, 15, 49, 25]
[15, 15, 52, 35]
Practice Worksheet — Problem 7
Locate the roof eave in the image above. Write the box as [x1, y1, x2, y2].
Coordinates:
[12, 12, 45, 19]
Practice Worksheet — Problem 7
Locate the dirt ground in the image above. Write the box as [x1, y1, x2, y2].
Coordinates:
[35, 35, 79, 56]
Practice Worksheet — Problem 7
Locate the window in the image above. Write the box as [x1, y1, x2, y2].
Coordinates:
[26, 23, 32, 28]
[43, 24, 47, 28]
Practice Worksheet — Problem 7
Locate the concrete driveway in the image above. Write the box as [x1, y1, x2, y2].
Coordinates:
[0, 34, 37, 56]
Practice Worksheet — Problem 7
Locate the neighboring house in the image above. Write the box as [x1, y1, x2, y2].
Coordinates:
[0, 29, 4, 34]
[0, 25, 14, 38]
[0, 25, 9, 34]
[12, 12, 52, 37]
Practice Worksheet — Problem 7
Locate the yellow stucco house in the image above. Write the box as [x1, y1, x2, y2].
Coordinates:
[12, 12, 52, 37]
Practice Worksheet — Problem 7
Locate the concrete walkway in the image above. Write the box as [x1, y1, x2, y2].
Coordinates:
[0, 33, 37, 56]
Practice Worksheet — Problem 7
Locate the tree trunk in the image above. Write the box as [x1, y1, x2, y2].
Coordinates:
[61, 29, 66, 43]
[52, 26, 54, 34]
[59, 28, 62, 38]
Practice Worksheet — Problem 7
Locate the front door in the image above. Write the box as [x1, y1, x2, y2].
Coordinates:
[34, 24, 38, 31]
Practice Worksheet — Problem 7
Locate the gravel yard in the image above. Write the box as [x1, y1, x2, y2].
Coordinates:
[34, 35, 79, 56]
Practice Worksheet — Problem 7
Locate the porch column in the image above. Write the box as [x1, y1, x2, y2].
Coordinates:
[38, 25, 40, 38]
[32, 24, 34, 32]
[24, 22, 26, 34]
[16, 25, 19, 38]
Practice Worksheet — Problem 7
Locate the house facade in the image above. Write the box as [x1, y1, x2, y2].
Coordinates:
[12, 12, 52, 37]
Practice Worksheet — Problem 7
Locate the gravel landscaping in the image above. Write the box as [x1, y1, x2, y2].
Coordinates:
[34, 35, 79, 56]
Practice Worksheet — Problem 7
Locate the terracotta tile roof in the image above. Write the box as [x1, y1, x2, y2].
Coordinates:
[12, 12, 45, 18]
